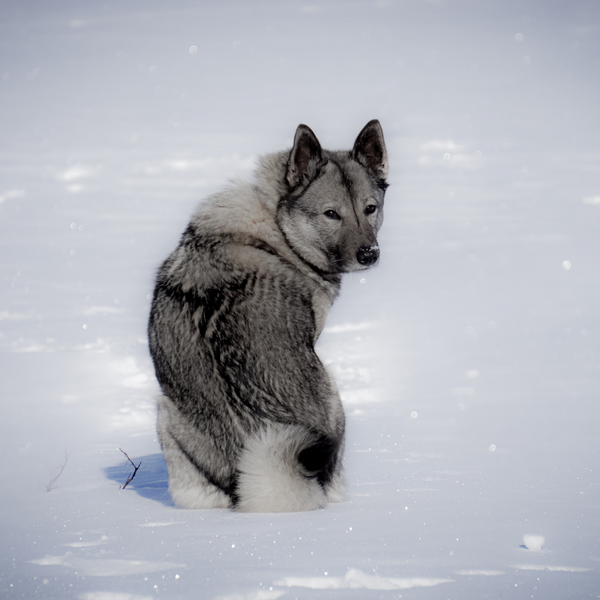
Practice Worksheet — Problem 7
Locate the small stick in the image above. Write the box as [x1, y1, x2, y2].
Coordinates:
[44, 452, 69, 492]
[119, 448, 141, 489]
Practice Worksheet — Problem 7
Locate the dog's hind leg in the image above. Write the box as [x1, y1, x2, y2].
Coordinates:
[324, 469, 347, 502]
[157, 395, 232, 509]
[322, 443, 347, 503]
[235, 424, 327, 513]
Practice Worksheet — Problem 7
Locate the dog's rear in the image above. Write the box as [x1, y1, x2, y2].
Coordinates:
[236, 424, 346, 512]
[149, 121, 387, 512]
[157, 395, 346, 512]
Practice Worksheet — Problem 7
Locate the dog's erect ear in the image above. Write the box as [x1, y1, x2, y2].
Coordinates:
[286, 124, 326, 189]
[352, 119, 388, 181]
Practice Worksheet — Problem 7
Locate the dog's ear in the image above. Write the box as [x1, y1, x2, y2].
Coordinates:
[352, 119, 388, 182]
[286, 124, 326, 189]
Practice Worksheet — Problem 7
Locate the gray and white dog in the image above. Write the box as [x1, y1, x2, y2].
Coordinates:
[148, 120, 388, 512]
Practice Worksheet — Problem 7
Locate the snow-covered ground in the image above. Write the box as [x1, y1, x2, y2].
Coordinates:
[1, 1, 599, 598]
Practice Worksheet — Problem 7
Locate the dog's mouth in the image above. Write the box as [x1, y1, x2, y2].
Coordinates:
[313, 262, 378, 279]
[307, 262, 336, 279]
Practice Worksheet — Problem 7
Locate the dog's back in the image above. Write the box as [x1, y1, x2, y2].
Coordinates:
[148, 121, 388, 511]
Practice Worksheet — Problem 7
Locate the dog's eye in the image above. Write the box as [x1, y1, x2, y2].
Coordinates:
[364, 204, 377, 215]
[324, 210, 341, 220]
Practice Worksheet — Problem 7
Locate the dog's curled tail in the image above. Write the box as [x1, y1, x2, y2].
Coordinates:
[236, 424, 341, 513]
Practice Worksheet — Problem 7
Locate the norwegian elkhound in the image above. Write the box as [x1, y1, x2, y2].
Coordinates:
[148, 120, 388, 512]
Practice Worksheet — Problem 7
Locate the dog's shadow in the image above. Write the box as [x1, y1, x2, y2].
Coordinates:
[105, 453, 174, 507]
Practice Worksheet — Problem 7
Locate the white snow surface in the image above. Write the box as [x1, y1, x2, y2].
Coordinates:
[1, 0, 599, 598]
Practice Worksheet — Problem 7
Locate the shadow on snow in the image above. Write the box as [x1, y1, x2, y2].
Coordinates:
[104, 453, 174, 507]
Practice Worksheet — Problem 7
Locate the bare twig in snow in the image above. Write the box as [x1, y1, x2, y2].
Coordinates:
[119, 448, 141, 489]
[44, 452, 69, 492]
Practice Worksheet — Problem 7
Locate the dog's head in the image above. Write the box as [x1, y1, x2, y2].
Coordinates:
[277, 120, 388, 275]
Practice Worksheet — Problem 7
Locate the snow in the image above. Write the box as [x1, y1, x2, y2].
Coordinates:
[522, 535, 545, 552]
[1, 0, 599, 598]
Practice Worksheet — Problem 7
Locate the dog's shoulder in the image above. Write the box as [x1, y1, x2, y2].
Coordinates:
[167, 152, 334, 285]
[156, 153, 338, 337]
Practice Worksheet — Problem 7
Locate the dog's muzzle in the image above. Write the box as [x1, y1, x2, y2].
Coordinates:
[356, 245, 380, 266]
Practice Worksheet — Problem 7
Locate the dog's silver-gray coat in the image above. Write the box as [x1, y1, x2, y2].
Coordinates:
[148, 121, 388, 511]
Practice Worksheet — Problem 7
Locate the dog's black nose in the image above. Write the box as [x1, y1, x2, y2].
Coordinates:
[356, 245, 379, 266]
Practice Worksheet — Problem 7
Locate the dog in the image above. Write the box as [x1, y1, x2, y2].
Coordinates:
[148, 120, 388, 512]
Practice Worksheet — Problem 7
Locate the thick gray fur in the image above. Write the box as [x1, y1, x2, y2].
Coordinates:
[148, 120, 388, 512]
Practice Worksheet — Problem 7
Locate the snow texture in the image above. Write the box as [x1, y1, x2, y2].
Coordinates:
[1, 0, 599, 598]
